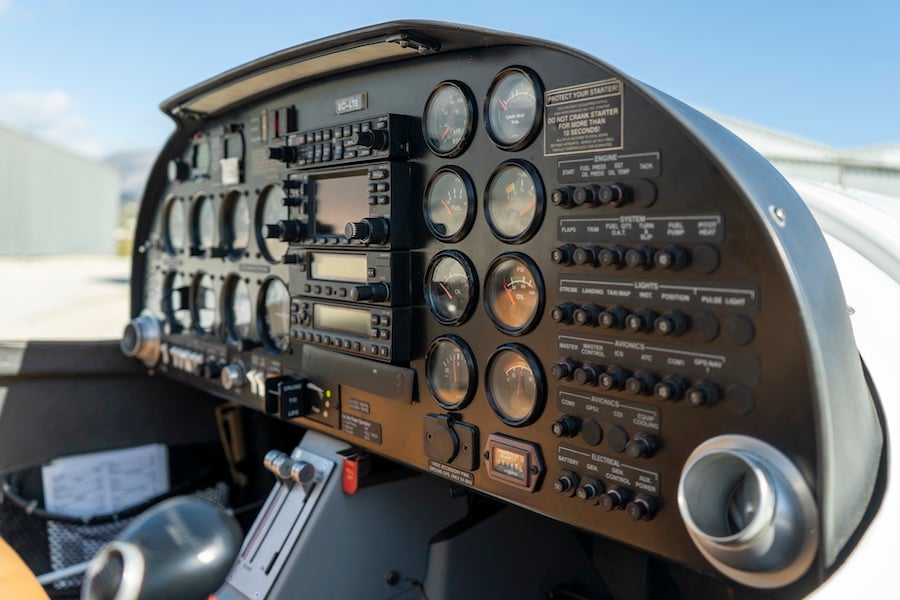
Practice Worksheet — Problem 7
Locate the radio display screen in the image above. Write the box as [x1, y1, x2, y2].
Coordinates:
[310, 252, 368, 283]
[314, 304, 372, 337]
[312, 171, 370, 236]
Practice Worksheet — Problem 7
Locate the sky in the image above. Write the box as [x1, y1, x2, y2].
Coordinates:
[0, 0, 897, 160]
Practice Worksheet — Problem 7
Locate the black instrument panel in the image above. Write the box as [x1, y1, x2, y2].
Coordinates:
[127, 22, 883, 596]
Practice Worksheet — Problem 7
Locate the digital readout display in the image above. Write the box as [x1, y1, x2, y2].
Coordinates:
[313, 304, 372, 337]
[313, 172, 370, 235]
[310, 252, 368, 283]
[491, 446, 527, 483]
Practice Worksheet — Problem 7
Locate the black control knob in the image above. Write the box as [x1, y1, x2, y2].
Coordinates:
[625, 371, 658, 396]
[550, 302, 578, 324]
[550, 358, 579, 381]
[598, 305, 627, 329]
[572, 246, 601, 266]
[282, 178, 307, 193]
[345, 217, 389, 244]
[349, 130, 388, 150]
[686, 380, 721, 407]
[576, 479, 604, 502]
[598, 245, 625, 268]
[201, 359, 224, 380]
[551, 244, 577, 265]
[268, 145, 299, 163]
[573, 185, 601, 207]
[553, 470, 580, 497]
[269, 220, 306, 243]
[573, 304, 602, 326]
[599, 183, 630, 207]
[573, 363, 603, 386]
[654, 311, 689, 336]
[167, 158, 190, 182]
[350, 283, 389, 302]
[626, 495, 657, 521]
[654, 375, 687, 401]
[551, 187, 576, 208]
[625, 245, 655, 269]
[625, 309, 657, 333]
[625, 432, 658, 458]
[654, 245, 689, 270]
[598, 487, 632, 511]
[551, 415, 581, 438]
[599, 365, 628, 391]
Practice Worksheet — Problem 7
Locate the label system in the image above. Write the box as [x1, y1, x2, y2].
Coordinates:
[557, 444, 660, 496]
[558, 213, 724, 244]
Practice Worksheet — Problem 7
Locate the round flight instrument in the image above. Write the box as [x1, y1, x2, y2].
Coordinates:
[423, 81, 476, 157]
[425, 251, 478, 325]
[191, 193, 216, 253]
[223, 191, 251, 259]
[191, 273, 217, 335]
[258, 277, 291, 354]
[426, 335, 477, 410]
[485, 67, 543, 150]
[485, 161, 544, 243]
[162, 271, 189, 332]
[224, 275, 253, 343]
[256, 185, 289, 262]
[163, 197, 185, 255]
[486, 344, 545, 426]
[484, 253, 543, 335]
[424, 167, 476, 242]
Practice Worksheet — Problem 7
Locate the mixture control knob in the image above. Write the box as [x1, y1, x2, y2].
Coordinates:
[263, 450, 294, 481]
[654, 311, 689, 336]
[598, 487, 633, 511]
[349, 130, 388, 150]
[345, 217, 389, 244]
[120, 313, 161, 368]
[553, 470, 580, 497]
[576, 479, 604, 502]
[625, 371, 658, 396]
[626, 495, 657, 521]
[167, 158, 190, 182]
[550, 244, 577, 265]
[551, 415, 581, 438]
[221, 364, 245, 391]
[550, 302, 578, 324]
[574, 363, 603, 386]
[269, 220, 306, 243]
[600, 183, 630, 207]
[290, 460, 317, 485]
[550, 358, 579, 381]
[625, 432, 658, 458]
[686, 379, 721, 407]
[599, 366, 628, 391]
[350, 283, 389, 302]
[598, 245, 626, 268]
[654, 375, 687, 401]
[598, 305, 627, 329]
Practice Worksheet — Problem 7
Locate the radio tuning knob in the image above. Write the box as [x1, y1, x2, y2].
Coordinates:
[270, 220, 306, 243]
[345, 217, 389, 244]
[268, 146, 299, 163]
[350, 283, 389, 302]
[349, 130, 388, 150]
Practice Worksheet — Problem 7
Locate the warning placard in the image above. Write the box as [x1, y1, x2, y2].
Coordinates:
[544, 79, 624, 156]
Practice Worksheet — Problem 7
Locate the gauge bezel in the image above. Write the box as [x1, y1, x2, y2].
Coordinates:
[425, 335, 478, 410]
[191, 136, 211, 177]
[423, 166, 477, 243]
[190, 192, 216, 254]
[483, 253, 544, 336]
[222, 190, 250, 260]
[190, 272, 217, 335]
[484, 66, 544, 151]
[223, 274, 253, 345]
[257, 276, 291, 355]
[485, 343, 546, 427]
[422, 80, 476, 158]
[162, 195, 185, 256]
[425, 250, 479, 326]
[255, 184, 289, 263]
[484, 160, 545, 244]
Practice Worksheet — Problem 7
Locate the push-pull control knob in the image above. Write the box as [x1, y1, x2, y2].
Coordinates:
[626, 495, 657, 521]
[576, 479, 604, 502]
[625, 432, 658, 458]
[551, 415, 581, 438]
[600, 183, 630, 207]
[553, 470, 580, 496]
[268, 145, 300, 163]
[221, 364, 245, 391]
[263, 450, 294, 481]
[550, 358, 579, 381]
[686, 380, 720, 407]
[267, 220, 306, 243]
[120, 313, 161, 368]
[349, 130, 388, 150]
[350, 283, 390, 302]
[290, 460, 317, 485]
[345, 217, 389, 244]
[599, 487, 633, 511]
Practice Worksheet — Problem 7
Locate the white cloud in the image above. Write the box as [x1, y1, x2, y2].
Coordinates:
[0, 90, 107, 158]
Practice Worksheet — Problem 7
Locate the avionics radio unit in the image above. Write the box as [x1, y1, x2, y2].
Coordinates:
[265, 162, 414, 250]
[290, 250, 413, 306]
[290, 299, 411, 363]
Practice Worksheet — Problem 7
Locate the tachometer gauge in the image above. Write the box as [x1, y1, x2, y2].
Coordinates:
[163, 196, 185, 255]
[425, 251, 478, 325]
[223, 191, 251, 259]
[423, 81, 475, 157]
[424, 167, 476, 242]
[256, 185, 289, 263]
[486, 344, 545, 426]
[191, 273, 217, 335]
[190, 193, 216, 253]
[485, 67, 543, 150]
[426, 335, 477, 410]
[258, 277, 291, 354]
[223, 275, 252, 343]
[485, 161, 544, 243]
[162, 271, 189, 333]
[484, 253, 543, 335]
